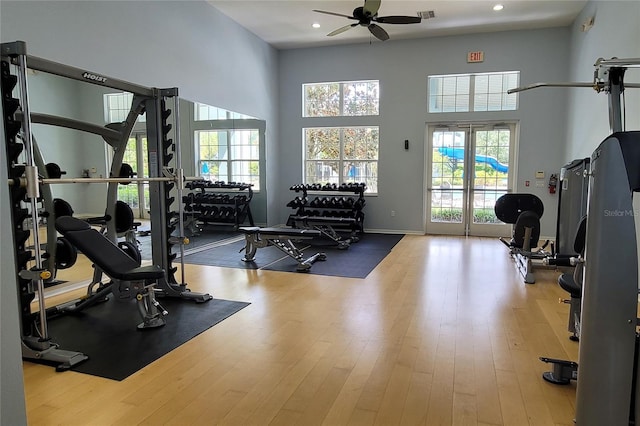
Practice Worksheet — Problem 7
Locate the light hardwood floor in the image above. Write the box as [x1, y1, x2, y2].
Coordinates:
[22, 234, 578, 425]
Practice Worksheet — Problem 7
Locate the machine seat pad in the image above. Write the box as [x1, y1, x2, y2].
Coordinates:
[121, 265, 167, 281]
[55, 216, 164, 281]
[239, 227, 261, 234]
[558, 273, 581, 298]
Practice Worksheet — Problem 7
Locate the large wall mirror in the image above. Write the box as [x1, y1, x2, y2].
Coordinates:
[27, 71, 267, 231]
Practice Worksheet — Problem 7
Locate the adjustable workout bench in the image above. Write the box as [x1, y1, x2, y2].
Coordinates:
[239, 227, 327, 272]
[54, 216, 167, 329]
[288, 215, 358, 249]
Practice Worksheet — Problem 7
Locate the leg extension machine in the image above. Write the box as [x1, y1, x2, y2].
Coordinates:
[495, 193, 549, 284]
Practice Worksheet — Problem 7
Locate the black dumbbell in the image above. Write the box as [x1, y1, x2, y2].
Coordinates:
[45, 162, 67, 179]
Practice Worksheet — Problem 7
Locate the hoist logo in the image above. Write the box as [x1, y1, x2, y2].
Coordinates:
[82, 72, 107, 83]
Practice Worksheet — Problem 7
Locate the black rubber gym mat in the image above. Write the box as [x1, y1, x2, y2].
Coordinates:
[181, 233, 404, 279]
[46, 297, 250, 381]
[182, 239, 289, 269]
[263, 233, 405, 278]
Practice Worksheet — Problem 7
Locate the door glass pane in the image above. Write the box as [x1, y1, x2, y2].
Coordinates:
[431, 130, 465, 223]
[118, 137, 139, 208]
[473, 129, 510, 224]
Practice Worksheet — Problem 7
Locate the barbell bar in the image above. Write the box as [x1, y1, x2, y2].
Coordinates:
[8, 174, 206, 186]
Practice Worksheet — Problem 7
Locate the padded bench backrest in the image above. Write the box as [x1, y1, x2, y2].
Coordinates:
[574, 216, 587, 254]
[512, 210, 541, 249]
[55, 216, 140, 280]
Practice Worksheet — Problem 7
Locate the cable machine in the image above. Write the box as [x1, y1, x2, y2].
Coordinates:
[1, 41, 211, 371]
[511, 57, 640, 425]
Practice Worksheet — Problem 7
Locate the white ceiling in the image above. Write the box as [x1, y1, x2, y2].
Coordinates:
[208, 0, 588, 49]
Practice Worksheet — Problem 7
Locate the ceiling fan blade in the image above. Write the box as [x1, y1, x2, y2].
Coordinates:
[327, 24, 358, 37]
[368, 23, 389, 41]
[313, 9, 356, 20]
[375, 15, 422, 24]
[363, 0, 381, 16]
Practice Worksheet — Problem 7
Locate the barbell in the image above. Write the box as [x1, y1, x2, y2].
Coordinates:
[8, 174, 204, 186]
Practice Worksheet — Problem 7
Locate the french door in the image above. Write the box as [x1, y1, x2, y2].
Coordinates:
[426, 122, 516, 237]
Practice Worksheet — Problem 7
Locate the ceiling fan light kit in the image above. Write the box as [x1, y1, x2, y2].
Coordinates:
[313, 0, 422, 42]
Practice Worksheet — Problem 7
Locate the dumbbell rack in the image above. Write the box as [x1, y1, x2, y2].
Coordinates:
[286, 183, 366, 235]
[183, 180, 254, 232]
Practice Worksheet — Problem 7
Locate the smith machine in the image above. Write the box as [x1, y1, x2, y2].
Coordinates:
[1, 41, 212, 371]
[511, 58, 640, 425]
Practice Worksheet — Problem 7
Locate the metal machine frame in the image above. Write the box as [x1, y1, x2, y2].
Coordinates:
[511, 57, 640, 424]
[1, 41, 211, 371]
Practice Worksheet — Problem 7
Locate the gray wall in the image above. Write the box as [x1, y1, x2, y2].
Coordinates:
[278, 28, 571, 236]
[565, 0, 640, 160]
[0, 0, 279, 219]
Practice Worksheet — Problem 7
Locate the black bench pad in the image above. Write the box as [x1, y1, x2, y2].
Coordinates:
[55, 216, 164, 281]
[559, 273, 581, 298]
[239, 226, 321, 237]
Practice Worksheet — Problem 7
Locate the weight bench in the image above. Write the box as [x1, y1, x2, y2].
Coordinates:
[55, 216, 167, 329]
[239, 227, 327, 272]
[288, 215, 358, 249]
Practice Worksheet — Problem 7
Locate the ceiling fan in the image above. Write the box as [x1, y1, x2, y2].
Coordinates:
[313, 0, 422, 41]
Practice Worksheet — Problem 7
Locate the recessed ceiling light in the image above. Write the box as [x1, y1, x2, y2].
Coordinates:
[493, 4, 504, 11]
[312, 22, 321, 28]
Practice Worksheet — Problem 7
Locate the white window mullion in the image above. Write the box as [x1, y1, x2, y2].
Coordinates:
[469, 75, 476, 111]
[226, 129, 232, 182]
[339, 128, 345, 185]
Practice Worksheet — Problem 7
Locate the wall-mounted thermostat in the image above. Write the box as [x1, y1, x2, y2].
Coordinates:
[535, 171, 545, 179]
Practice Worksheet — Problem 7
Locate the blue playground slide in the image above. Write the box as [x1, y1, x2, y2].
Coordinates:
[437, 147, 508, 173]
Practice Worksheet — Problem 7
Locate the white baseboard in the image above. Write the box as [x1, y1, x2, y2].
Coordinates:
[364, 228, 422, 235]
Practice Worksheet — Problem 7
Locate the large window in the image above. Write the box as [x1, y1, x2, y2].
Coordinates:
[303, 80, 379, 117]
[428, 71, 519, 113]
[104, 92, 145, 123]
[197, 129, 260, 190]
[302, 80, 380, 193]
[304, 127, 378, 193]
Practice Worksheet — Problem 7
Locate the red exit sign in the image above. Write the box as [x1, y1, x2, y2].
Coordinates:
[467, 51, 484, 63]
